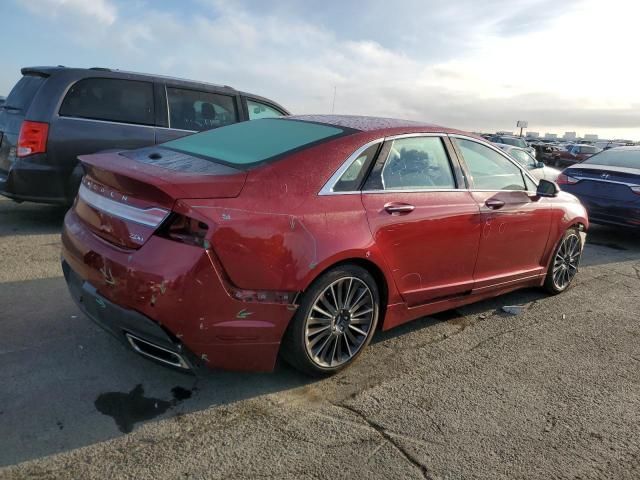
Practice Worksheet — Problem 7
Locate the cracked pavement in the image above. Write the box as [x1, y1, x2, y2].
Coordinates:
[1, 196, 640, 479]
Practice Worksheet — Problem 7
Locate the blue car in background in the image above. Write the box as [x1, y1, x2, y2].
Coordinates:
[557, 147, 640, 228]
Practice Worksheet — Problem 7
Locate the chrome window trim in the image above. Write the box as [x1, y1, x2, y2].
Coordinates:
[318, 132, 541, 196]
[78, 183, 170, 228]
[165, 84, 172, 129]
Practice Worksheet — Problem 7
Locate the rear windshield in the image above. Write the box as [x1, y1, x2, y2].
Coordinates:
[583, 149, 640, 169]
[4, 75, 46, 111]
[161, 118, 351, 168]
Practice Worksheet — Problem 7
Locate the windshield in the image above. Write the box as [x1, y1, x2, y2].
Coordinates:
[502, 137, 528, 148]
[4, 75, 45, 111]
[583, 149, 640, 169]
[161, 118, 350, 168]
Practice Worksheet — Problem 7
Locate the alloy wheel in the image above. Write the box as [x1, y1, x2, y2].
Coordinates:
[552, 233, 582, 290]
[304, 277, 375, 368]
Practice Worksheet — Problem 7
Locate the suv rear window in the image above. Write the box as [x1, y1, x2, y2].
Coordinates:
[4, 75, 46, 112]
[161, 118, 350, 168]
[59, 78, 154, 126]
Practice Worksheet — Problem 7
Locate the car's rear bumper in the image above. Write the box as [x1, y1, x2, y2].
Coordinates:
[61, 208, 298, 372]
[0, 155, 70, 204]
[62, 260, 200, 371]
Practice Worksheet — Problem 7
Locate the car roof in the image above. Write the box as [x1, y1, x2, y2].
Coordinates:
[286, 114, 466, 135]
[608, 145, 640, 151]
[20, 66, 290, 114]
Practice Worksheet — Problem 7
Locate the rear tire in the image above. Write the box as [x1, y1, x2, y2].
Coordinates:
[544, 227, 583, 294]
[281, 265, 380, 377]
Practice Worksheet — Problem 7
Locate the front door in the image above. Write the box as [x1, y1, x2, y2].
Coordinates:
[451, 137, 552, 290]
[361, 135, 482, 306]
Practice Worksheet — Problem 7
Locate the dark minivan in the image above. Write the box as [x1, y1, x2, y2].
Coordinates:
[0, 66, 289, 204]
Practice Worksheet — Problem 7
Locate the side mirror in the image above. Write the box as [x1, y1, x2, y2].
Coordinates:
[536, 179, 559, 197]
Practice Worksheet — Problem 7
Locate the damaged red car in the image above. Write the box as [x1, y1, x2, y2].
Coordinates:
[61, 115, 588, 376]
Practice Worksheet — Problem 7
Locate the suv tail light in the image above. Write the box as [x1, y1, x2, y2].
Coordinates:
[158, 213, 210, 248]
[556, 173, 579, 185]
[17, 121, 49, 157]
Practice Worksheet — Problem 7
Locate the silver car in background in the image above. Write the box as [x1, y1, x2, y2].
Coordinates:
[497, 144, 561, 182]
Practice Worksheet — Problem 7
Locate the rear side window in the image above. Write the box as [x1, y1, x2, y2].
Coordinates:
[5, 75, 46, 111]
[247, 99, 284, 120]
[167, 87, 237, 131]
[60, 78, 154, 126]
[454, 138, 526, 191]
[333, 143, 381, 192]
[162, 118, 349, 168]
[367, 137, 456, 191]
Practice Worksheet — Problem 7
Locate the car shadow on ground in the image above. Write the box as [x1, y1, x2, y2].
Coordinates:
[581, 224, 640, 267]
[0, 199, 68, 237]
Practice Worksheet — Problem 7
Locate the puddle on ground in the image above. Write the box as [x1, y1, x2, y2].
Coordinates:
[95, 384, 194, 433]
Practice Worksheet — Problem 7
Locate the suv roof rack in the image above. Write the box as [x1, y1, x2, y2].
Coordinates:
[89, 67, 112, 71]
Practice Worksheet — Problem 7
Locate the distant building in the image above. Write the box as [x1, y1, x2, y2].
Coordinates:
[544, 133, 558, 140]
[526, 132, 540, 138]
[584, 134, 598, 141]
[563, 132, 577, 140]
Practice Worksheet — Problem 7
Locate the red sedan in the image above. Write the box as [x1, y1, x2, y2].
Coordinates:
[61, 115, 588, 376]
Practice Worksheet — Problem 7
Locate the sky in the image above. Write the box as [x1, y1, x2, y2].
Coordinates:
[1, 0, 639, 140]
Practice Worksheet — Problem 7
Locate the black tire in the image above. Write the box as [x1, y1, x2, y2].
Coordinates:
[544, 227, 583, 294]
[281, 264, 380, 376]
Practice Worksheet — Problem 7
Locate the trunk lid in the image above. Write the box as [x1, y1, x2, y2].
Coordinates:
[76, 148, 247, 249]
[565, 164, 640, 200]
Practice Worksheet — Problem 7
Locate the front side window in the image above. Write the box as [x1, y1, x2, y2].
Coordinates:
[247, 99, 284, 120]
[366, 136, 456, 191]
[510, 149, 537, 169]
[167, 87, 237, 131]
[454, 138, 526, 191]
[59, 78, 154, 126]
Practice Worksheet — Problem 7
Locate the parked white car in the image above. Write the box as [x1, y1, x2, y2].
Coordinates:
[497, 144, 561, 182]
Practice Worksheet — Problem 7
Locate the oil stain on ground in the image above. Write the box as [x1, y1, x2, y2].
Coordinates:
[95, 384, 194, 433]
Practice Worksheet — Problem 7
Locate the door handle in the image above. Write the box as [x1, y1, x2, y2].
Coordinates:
[384, 202, 415, 215]
[485, 199, 505, 210]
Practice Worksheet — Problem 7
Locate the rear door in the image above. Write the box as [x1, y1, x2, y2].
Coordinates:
[451, 136, 552, 290]
[50, 77, 156, 164]
[361, 134, 482, 306]
[155, 85, 240, 143]
[0, 74, 47, 180]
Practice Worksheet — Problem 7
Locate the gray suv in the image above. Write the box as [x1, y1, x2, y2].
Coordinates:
[0, 66, 289, 205]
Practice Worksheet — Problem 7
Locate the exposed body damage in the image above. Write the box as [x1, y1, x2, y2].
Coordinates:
[61, 115, 588, 373]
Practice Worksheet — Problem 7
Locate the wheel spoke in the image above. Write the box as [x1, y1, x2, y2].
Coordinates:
[307, 325, 330, 336]
[312, 304, 334, 318]
[348, 324, 368, 336]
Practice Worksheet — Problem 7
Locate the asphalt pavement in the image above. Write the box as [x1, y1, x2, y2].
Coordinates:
[1, 196, 639, 479]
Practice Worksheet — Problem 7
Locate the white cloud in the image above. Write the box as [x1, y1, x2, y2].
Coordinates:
[20, 0, 117, 25]
[11, 0, 640, 138]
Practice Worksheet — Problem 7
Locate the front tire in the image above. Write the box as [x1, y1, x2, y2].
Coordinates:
[281, 265, 380, 376]
[544, 227, 583, 294]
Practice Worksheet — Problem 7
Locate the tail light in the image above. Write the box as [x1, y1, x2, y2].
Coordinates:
[556, 173, 579, 185]
[631, 186, 640, 195]
[158, 213, 210, 248]
[17, 121, 49, 157]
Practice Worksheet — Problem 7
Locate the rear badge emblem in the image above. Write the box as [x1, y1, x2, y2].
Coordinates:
[601, 173, 610, 179]
[129, 233, 144, 242]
